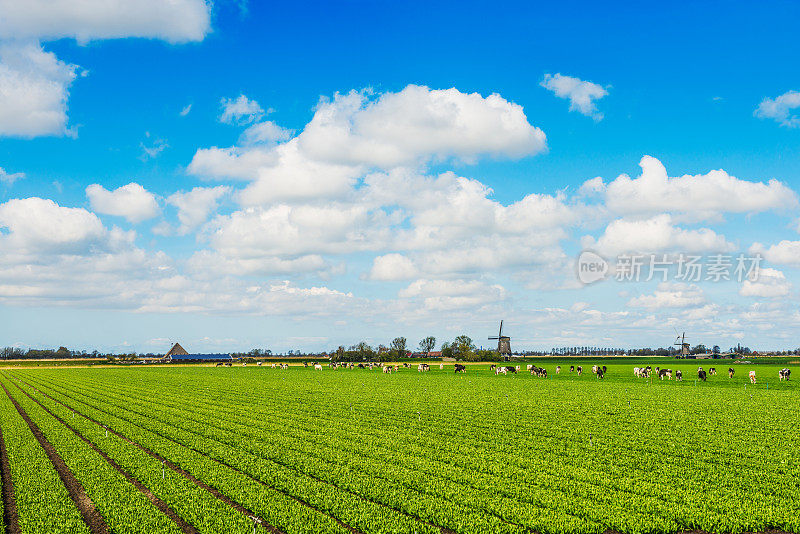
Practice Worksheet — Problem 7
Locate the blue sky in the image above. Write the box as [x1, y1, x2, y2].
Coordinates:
[1, 0, 800, 354]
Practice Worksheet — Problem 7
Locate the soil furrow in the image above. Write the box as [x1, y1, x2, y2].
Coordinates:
[0, 381, 109, 534]
[3, 376, 282, 534]
[14, 374, 448, 534]
[9, 378, 198, 534]
[0, 427, 20, 534]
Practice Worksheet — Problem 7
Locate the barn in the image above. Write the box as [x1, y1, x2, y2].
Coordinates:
[161, 343, 232, 363]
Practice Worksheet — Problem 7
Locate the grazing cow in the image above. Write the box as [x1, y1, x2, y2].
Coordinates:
[490, 364, 497, 371]
[749, 370, 757, 384]
[569, 365, 575, 373]
[595, 368, 604, 379]
[280, 363, 288, 370]
[382, 366, 391, 374]
[314, 364, 323, 371]
[530, 366, 547, 377]
[698, 367, 707, 382]
[635, 366, 651, 378]
[709, 367, 717, 376]
[257, 362, 263, 366]
[215, 362, 223, 367]
[505, 366, 517, 374]
[440, 363, 444, 370]
[495, 367, 507, 375]
[417, 363, 430, 372]
[675, 369, 682, 381]
[303, 362, 308, 367]
[658, 368, 669, 380]
[556, 366, 561, 374]
[576, 366, 582, 375]
[728, 368, 734, 378]
[271, 363, 277, 369]
[527, 364, 533, 371]
[454, 364, 466, 373]
[779, 368, 791, 381]
[602, 366, 607, 374]
[592, 365, 599, 374]
[515, 365, 521, 372]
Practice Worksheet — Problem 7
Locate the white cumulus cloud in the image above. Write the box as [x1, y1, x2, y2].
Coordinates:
[540, 73, 608, 120]
[628, 283, 706, 309]
[86, 183, 160, 223]
[750, 240, 800, 268]
[298, 85, 546, 168]
[239, 121, 293, 146]
[585, 155, 797, 219]
[584, 214, 733, 257]
[755, 90, 800, 128]
[219, 94, 264, 125]
[167, 185, 230, 235]
[365, 254, 418, 281]
[0, 167, 24, 185]
[0, 197, 109, 253]
[0, 41, 77, 138]
[0, 0, 212, 44]
[739, 267, 791, 298]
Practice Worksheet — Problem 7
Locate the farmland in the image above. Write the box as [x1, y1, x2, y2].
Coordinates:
[0, 361, 797, 534]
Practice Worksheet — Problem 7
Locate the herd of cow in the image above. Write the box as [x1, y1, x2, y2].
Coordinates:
[261, 361, 793, 383]
[633, 365, 792, 383]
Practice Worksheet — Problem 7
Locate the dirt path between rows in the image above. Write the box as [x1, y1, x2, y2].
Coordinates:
[0, 381, 109, 534]
[3, 375, 284, 534]
[8, 378, 198, 534]
[16, 374, 457, 534]
[0, 426, 20, 534]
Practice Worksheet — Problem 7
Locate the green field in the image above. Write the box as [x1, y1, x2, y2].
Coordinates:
[0, 361, 797, 534]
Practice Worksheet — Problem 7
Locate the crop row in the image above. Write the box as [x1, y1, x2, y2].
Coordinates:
[11, 368, 800, 534]
[0, 381, 87, 533]
[26, 368, 800, 524]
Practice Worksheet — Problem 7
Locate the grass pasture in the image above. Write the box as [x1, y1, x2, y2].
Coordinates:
[0, 361, 797, 534]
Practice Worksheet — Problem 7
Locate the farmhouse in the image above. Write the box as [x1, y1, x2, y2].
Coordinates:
[161, 342, 232, 363]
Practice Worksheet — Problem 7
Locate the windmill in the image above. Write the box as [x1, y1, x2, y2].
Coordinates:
[673, 330, 690, 358]
[489, 320, 512, 361]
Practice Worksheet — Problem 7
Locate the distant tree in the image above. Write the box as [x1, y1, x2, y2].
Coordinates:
[418, 336, 436, 356]
[712, 345, 721, 354]
[440, 341, 453, 359]
[452, 335, 475, 361]
[390, 337, 407, 360]
[0, 347, 24, 360]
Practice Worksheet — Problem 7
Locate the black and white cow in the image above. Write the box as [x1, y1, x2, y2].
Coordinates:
[556, 365, 561, 374]
[728, 368, 735, 378]
[697, 367, 707, 381]
[569, 365, 575, 373]
[708, 367, 717, 376]
[779, 368, 791, 381]
[675, 369, 682, 381]
[576, 366, 582, 375]
[454, 364, 466, 373]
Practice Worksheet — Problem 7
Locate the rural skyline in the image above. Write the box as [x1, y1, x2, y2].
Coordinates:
[2, 1, 800, 353]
